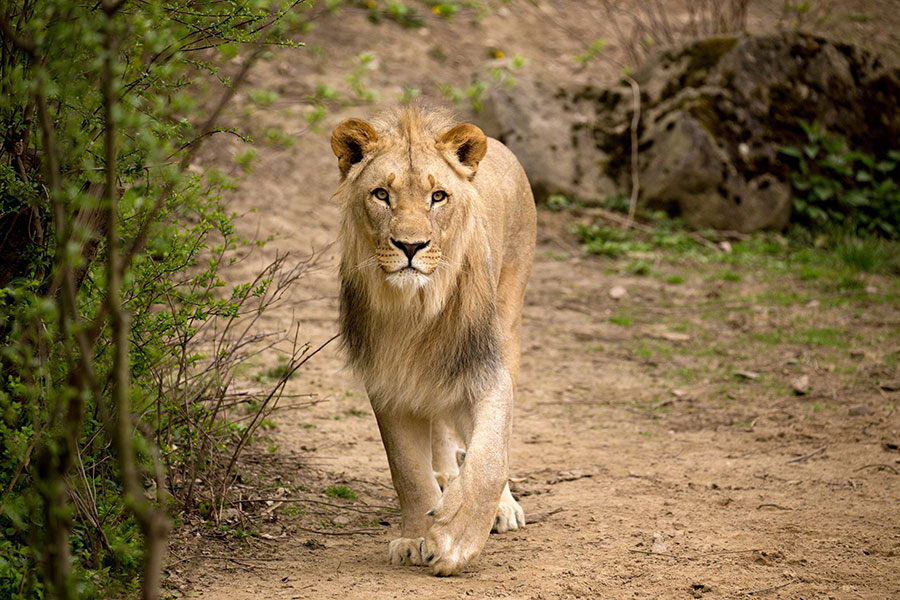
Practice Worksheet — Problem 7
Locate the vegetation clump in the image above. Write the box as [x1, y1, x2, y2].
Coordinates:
[0, 1, 309, 598]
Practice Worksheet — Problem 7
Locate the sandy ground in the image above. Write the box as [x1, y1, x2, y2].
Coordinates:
[168, 2, 900, 598]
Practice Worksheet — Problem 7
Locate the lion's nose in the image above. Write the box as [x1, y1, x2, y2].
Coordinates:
[391, 238, 429, 261]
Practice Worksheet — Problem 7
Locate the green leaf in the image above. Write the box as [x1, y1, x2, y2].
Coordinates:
[812, 184, 834, 201]
[843, 190, 870, 207]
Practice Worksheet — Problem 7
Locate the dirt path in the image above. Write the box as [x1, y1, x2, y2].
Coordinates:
[171, 3, 900, 598]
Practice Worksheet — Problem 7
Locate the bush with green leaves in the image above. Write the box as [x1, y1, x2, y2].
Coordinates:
[779, 121, 900, 239]
[0, 1, 307, 598]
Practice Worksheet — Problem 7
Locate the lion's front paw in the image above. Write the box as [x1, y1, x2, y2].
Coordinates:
[492, 485, 525, 533]
[422, 526, 479, 576]
[388, 537, 426, 566]
[420, 480, 491, 576]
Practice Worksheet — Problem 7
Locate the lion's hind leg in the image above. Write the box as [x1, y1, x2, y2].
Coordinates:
[431, 416, 462, 492]
[388, 537, 427, 566]
[493, 483, 525, 533]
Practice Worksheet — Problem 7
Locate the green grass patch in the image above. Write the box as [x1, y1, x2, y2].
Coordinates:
[263, 361, 295, 381]
[634, 340, 674, 360]
[325, 485, 357, 500]
[627, 260, 652, 276]
[752, 327, 849, 347]
[795, 327, 848, 347]
[673, 367, 698, 383]
[757, 289, 808, 306]
[610, 315, 632, 327]
[751, 331, 783, 345]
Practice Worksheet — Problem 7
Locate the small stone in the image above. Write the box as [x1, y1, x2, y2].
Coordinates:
[734, 370, 760, 380]
[719, 240, 733, 253]
[220, 508, 239, 522]
[791, 375, 810, 395]
[848, 404, 868, 417]
[865, 285, 878, 294]
[661, 332, 691, 342]
[332, 515, 352, 526]
[879, 380, 900, 391]
[651, 531, 668, 553]
[609, 285, 627, 300]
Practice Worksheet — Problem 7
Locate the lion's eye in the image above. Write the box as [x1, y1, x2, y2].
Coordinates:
[431, 190, 447, 203]
[372, 188, 390, 204]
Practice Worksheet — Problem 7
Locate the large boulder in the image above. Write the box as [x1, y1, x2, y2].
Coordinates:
[478, 32, 900, 233]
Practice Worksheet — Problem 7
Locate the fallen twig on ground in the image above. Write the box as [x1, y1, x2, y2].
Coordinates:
[786, 445, 826, 463]
[232, 497, 397, 513]
[757, 503, 792, 511]
[742, 577, 800, 596]
[294, 525, 382, 536]
[854, 463, 899, 475]
[527, 507, 564, 524]
[629, 549, 683, 559]
[630, 548, 762, 561]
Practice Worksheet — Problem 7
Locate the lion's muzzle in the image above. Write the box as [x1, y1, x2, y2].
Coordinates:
[390, 238, 430, 263]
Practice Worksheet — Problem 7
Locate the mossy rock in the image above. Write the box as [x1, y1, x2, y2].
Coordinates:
[480, 32, 900, 232]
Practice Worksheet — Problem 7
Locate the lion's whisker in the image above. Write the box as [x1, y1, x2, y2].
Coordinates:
[352, 255, 379, 273]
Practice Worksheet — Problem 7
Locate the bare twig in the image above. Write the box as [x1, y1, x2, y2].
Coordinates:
[786, 445, 826, 464]
[629, 549, 685, 560]
[629, 547, 761, 561]
[624, 75, 641, 228]
[527, 507, 564, 524]
[294, 525, 383, 537]
[854, 464, 899, 475]
[743, 577, 800, 596]
[757, 503, 792, 511]
[234, 497, 397, 514]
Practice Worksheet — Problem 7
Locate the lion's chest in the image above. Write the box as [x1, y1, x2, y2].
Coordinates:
[340, 282, 501, 417]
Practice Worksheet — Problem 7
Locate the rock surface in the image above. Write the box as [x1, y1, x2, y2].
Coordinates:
[479, 32, 900, 233]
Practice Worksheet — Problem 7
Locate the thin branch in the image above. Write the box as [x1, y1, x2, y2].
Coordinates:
[0, 13, 35, 54]
[294, 525, 383, 537]
[743, 578, 800, 596]
[624, 75, 641, 228]
[853, 463, 899, 475]
[233, 497, 397, 514]
[100, 7, 169, 599]
[786, 445, 826, 464]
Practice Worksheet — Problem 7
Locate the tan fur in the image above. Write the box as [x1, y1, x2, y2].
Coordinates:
[332, 104, 536, 575]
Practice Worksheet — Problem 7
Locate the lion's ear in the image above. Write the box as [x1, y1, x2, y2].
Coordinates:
[439, 123, 487, 172]
[331, 119, 379, 178]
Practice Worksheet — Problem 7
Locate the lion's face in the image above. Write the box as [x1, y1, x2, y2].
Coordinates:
[333, 114, 487, 292]
[353, 152, 465, 289]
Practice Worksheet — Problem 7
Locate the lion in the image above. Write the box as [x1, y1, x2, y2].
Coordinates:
[331, 104, 536, 576]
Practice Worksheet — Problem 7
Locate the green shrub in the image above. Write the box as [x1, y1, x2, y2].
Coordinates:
[779, 121, 900, 239]
[0, 1, 305, 598]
